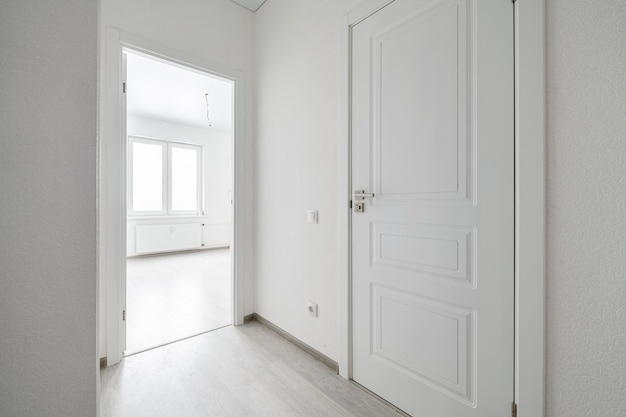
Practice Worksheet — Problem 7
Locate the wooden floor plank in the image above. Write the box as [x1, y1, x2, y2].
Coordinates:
[101, 321, 404, 417]
[126, 248, 231, 354]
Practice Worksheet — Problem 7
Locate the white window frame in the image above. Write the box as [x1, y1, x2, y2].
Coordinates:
[128, 136, 203, 217]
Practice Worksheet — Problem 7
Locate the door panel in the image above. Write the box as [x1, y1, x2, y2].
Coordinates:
[375, 0, 467, 200]
[372, 222, 473, 285]
[372, 284, 472, 400]
[351, 0, 514, 415]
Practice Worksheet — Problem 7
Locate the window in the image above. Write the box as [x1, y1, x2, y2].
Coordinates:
[129, 137, 202, 216]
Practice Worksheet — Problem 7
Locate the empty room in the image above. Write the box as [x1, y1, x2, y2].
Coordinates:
[124, 50, 234, 355]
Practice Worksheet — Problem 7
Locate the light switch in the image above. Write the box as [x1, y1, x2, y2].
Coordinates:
[307, 210, 318, 224]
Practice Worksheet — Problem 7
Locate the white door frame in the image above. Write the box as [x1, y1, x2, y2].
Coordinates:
[337, 1, 545, 416]
[101, 28, 246, 366]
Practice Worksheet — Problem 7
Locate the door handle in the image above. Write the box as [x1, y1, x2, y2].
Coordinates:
[352, 190, 375, 201]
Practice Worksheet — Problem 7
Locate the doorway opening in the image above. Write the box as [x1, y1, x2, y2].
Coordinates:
[101, 29, 246, 368]
[122, 48, 235, 355]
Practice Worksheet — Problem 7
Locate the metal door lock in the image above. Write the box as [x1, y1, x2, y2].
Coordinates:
[354, 202, 365, 213]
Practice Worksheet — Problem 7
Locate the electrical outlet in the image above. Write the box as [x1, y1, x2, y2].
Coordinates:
[306, 300, 318, 317]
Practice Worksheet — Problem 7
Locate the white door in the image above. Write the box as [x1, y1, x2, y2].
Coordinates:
[350, 0, 514, 416]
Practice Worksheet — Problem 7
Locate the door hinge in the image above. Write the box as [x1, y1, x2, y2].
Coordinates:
[349, 199, 353, 209]
[122, 310, 126, 321]
[512, 402, 517, 417]
[122, 82, 126, 93]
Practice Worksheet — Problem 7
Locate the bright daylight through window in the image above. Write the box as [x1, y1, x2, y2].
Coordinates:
[129, 137, 202, 215]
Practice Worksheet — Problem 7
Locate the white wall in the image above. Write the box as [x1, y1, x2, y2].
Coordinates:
[0, 1, 97, 416]
[99, 0, 255, 358]
[253, 0, 361, 360]
[546, 1, 626, 415]
[126, 116, 232, 256]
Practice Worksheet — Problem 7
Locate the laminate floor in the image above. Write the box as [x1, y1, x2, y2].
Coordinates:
[101, 321, 405, 417]
[126, 249, 231, 354]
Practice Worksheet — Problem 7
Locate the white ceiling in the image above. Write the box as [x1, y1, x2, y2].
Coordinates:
[126, 52, 233, 131]
[230, 0, 266, 12]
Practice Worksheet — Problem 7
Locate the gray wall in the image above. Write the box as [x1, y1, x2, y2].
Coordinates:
[546, 0, 626, 415]
[253, 0, 361, 361]
[0, 1, 98, 416]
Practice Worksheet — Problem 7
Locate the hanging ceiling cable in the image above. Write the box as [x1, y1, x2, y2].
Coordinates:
[204, 93, 213, 127]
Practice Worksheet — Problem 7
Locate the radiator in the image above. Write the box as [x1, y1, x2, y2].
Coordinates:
[135, 223, 203, 255]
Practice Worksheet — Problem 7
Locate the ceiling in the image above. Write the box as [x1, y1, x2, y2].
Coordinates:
[126, 52, 233, 131]
[230, 0, 266, 12]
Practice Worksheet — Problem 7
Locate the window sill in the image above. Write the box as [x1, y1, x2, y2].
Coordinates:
[127, 214, 205, 221]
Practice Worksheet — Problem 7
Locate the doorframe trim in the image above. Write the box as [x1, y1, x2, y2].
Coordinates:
[513, 1, 545, 415]
[337, 1, 545, 416]
[100, 28, 246, 366]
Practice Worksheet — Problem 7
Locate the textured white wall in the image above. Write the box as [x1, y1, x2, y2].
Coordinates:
[254, 0, 361, 359]
[546, 1, 626, 415]
[99, 0, 255, 357]
[0, 1, 97, 416]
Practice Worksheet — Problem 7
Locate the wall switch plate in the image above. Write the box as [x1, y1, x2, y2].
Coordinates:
[306, 300, 318, 317]
[307, 210, 318, 224]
